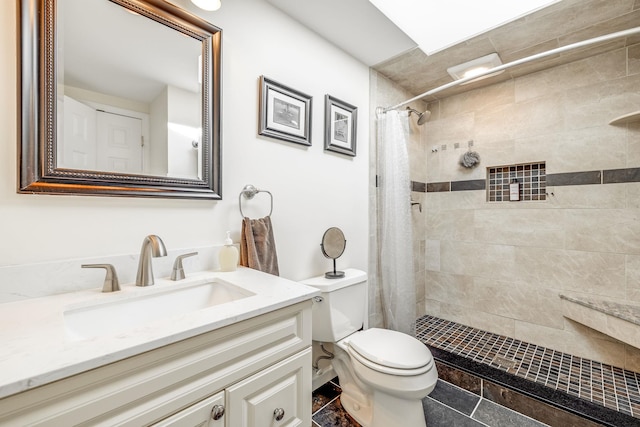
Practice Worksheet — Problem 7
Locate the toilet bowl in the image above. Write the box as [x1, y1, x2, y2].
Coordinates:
[302, 269, 438, 427]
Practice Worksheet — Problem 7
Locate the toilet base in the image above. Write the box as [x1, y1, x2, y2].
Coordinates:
[341, 387, 427, 427]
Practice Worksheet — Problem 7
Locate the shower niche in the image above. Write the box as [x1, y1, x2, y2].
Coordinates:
[487, 162, 546, 202]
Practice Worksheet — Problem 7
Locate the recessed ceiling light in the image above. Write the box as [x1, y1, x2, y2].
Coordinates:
[447, 53, 503, 82]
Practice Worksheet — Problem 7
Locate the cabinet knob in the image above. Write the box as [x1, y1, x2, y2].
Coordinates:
[273, 407, 285, 421]
[211, 405, 225, 421]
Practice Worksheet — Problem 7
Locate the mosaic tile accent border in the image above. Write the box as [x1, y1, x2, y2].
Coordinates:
[415, 315, 640, 419]
[414, 167, 640, 194]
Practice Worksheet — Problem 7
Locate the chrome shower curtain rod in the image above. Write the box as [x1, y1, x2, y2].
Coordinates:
[381, 26, 640, 113]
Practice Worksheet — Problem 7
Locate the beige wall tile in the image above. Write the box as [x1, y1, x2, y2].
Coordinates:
[437, 191, 486, 211]
[563, 73, 640, 131]
[564, 209, 640, 254]
[629, 44, 640, 76]
[625, 344, 640, 372]
[439, 302, 515, 337]
[473, 277, 564, 329]
[547, 184, 625, 209]
[425, 239, 440, 271]
[425, 270, 475, 307]
[473, 209, 565, 248]
[625, 123, 640, 168]
[440, 80, 515, 118]
[440, 241, 518, 280]
[549, 127, 627, 172]
[606, 315, 640, 349]
[516, 247, 626, 298]
[625, 254, 640, 302]
[426, 209, 474, 241]
[514, 320, 571, 353]
[561, 299, 610, 334]
[515, 49, 627, 103]
[562, 320, 628, 368]
[424, 298, 442, 317]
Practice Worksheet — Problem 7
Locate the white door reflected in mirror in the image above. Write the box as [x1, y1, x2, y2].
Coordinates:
[57, 0, 203, 179]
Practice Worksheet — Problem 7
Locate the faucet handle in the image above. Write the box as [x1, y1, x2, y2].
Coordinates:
[82, 264, 121, 293]
[171, 252, 198, 281]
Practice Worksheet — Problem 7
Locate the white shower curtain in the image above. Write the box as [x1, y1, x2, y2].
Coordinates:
[376, 110, 416, 335]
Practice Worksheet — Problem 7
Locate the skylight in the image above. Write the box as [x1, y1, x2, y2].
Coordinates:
[368, 0, 559, 55]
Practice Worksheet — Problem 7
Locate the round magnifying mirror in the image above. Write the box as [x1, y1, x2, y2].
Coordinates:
[321, 227, 346, 279]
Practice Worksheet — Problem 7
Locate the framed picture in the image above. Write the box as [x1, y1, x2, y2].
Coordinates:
[259, 76, 312, 146]
[324, 95, 357, 157]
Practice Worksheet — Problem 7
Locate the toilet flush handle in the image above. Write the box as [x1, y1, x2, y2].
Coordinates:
[313, 296, 324, 303]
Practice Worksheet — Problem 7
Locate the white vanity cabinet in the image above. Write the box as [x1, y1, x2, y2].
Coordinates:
[226, 349, 311, 426]
[0, 301, 312, 427]
[153, 391, 226, 426]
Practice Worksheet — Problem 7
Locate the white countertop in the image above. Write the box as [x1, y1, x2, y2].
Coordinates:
[0, 267, 319, 400]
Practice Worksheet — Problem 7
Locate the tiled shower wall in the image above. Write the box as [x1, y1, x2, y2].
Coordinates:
[416, 44, 640, 371]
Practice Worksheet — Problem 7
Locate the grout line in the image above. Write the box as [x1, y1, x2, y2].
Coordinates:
[312, 391, 341, 417]
[469, 396, 484, 420]
[427, 396, 491, 427]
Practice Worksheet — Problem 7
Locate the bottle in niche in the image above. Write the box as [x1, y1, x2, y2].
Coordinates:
[509, 179, 520, 201]
[219, 231, 239, 271]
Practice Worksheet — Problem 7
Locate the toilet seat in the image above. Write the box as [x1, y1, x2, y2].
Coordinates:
[345, 328, 433, 376]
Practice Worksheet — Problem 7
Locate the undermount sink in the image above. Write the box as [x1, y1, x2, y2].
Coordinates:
[64, 280, 255, 341]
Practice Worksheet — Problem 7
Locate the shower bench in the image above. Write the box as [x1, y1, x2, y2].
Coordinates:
[560, 294, 640, 350]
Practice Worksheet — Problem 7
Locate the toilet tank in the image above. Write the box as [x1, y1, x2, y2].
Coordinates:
[301, 269, 367, 342]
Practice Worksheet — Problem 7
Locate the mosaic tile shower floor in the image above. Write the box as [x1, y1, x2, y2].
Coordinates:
[414, 315, 640, 419]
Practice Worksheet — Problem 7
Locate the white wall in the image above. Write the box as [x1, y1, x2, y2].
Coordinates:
[0, 0, 369, 300]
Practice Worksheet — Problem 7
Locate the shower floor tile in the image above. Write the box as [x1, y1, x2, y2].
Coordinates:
[415, 315, 640, 420]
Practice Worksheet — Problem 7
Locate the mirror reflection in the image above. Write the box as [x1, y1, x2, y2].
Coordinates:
[58, 0, 203, 179]
[18, 0, 221, 199]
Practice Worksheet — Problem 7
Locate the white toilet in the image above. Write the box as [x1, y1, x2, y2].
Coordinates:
[302, 269, 438, 427]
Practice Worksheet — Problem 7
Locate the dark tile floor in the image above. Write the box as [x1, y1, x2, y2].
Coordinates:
[312, 377, 549, 427]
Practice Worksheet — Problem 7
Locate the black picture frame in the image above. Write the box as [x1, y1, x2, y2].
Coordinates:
[259, 76, 312, 146]
[324, 94, 357, 157]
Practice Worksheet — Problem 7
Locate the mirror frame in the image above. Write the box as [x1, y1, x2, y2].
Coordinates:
[18, 0, 222, 199]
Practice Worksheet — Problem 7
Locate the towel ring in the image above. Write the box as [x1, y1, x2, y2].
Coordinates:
[239, 184, 274, 217]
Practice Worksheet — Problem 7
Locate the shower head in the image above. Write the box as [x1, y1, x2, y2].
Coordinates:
[406, 107, 431, 125]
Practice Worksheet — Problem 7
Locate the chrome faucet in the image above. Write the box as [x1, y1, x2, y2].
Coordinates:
[136, 235, 167, 286]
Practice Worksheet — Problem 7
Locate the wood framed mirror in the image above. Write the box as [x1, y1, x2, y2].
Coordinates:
[18, 0, 222, 199]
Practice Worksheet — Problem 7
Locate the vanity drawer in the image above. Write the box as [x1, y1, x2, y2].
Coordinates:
[0, 301, 311, 427]
[226, 348, 312, 427]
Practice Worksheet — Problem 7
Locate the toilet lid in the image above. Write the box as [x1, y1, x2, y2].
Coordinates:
[348, 328, 432, 370]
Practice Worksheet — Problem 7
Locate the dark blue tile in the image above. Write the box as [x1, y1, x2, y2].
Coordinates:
[430, 379, 480, 416]
[472, 399, 549, 427]
[423, 397, 487, 427]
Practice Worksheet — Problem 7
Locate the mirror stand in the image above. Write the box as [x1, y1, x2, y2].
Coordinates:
[320, 227, 346, 279]
[325, 259, 345, 279]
